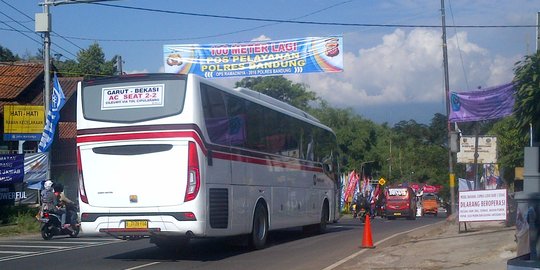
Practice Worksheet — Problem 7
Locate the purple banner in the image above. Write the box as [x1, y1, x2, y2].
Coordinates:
[449, 82, 515, 123]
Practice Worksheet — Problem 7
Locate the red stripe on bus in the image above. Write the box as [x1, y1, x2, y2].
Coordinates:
[77, 131, 207, 154]
[213, 152, 322, 173]
[77, 131, 322, 173]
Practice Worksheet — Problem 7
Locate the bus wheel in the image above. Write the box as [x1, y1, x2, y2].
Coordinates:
[249, 203, 268, 250]
[317, 201, 329, 234]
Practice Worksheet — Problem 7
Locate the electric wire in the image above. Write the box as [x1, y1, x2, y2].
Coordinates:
[0, 10, 76, 60]
[448, 0, 470, 90]
[92, 2, 537, 29]
[0, 0, 80, 59]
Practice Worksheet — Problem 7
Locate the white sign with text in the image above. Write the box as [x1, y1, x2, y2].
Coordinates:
[458, 189, 507, 222]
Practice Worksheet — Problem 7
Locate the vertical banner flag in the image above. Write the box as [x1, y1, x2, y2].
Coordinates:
[344, 171, 359, 203]
[38, 73, 66, 152]
[449, 82, 515, 122]
[163, 36, 343, 78]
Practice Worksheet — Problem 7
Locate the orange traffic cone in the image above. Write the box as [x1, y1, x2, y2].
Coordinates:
[361, 213, 375, 248]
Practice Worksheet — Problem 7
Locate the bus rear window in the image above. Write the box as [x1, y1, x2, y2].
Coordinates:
[82, 78, 187, 123]
[387, 188, 409, 200]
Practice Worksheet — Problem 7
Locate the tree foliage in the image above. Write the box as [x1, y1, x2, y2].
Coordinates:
[513, 52, 540, 142]
[0, 45, 19, 62]
[56, 43, 116, 78]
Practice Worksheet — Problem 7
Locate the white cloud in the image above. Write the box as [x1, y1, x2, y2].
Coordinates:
[251, 35, 272, 41]
[294, 28, 517, 112]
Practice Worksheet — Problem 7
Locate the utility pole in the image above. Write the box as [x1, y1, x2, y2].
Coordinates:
[537, 12, 539, 52]
[36, 0, 52, 180]
[441, 0, 456, 214]
[388, 138, 392, 182]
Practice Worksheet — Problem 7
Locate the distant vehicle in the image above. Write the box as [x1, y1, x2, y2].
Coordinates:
[384, 187, 417, 220]
[76, 73, 340, 250]
[421, 193, 439, 216]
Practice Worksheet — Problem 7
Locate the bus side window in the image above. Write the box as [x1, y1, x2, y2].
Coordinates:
[201, 84, 228, 145]
[224, 95, 246, 147]
[245, 100, 264, 151]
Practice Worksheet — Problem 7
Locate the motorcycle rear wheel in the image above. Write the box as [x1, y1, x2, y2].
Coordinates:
[69, 226, 80, 238]
[41, 226, 53, 240]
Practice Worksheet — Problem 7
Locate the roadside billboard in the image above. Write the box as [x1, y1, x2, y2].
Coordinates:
[456, 136, 497, 164]
[458, 189, 507, 222]
[3, 105, 45, 141]
[163, 36, 343, 78]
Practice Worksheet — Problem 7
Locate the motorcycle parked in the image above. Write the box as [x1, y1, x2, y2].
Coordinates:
[39, 205, 80, 240]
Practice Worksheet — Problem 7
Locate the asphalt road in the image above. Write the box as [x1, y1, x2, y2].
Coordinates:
[0, 215, 445, 270]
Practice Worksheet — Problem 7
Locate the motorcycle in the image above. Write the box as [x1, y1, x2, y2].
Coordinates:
[39, 204, 80, 240]
[353, 199, 372, 223]
[358, 207, 368, 223]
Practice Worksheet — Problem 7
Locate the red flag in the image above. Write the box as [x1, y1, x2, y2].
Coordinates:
[344, 170, 358, 202]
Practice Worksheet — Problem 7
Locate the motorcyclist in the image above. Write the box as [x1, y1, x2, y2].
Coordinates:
[355, 192, 370, 218]
[53, 183, 77, 229]
[40, 180, 55, 213]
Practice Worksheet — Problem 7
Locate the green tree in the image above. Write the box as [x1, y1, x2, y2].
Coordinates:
[0, 45, 19, 62]
[487, 116, 527, 186]
[429, 113, 448, 146]
[58, 43, 116, 78]
[513, 52, 540, 142]
[235, 76, 317, 110]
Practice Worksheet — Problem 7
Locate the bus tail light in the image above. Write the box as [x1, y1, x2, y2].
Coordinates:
[185, 141, 200, 202]
[77, 147, 89, 204]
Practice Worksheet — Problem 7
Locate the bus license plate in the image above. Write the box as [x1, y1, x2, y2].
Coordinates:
[394, 213, 401, 216]
[125, 220, 148, 229]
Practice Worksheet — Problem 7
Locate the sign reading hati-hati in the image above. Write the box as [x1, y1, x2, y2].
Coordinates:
[458, 189, 507, 222]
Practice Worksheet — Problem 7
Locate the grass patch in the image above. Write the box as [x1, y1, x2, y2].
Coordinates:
[0, 206, 40, 237]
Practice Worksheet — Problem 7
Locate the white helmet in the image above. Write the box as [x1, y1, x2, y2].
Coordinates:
[44, 180, 53, 190]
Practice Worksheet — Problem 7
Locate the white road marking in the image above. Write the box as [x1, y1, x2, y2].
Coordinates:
[0, 244, 69, 249]
[322, 223, 438, 270]
[0, 250, 35, 254]
[0, 239, 124, 262]
[124, 262, 161, 270]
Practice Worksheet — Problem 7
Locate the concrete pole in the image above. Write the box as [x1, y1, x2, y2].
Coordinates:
[537, 12, 539, 53]
[43, 0, 51, 181]
[441, 0, 456, 214]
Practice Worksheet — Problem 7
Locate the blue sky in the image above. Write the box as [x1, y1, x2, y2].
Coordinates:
[2, 0, 539, 125]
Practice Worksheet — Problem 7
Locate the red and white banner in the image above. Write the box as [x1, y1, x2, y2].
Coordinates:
[344, 171, 359, 203]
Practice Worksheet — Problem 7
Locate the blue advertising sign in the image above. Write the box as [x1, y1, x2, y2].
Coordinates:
[163, 36, 343, 78]
[3, 133, 41, 141]
[0, 154, 24, 184]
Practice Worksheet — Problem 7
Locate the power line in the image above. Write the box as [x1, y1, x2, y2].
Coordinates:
[448, 0, 469, 91]
[36, 0, 356, 43]
[25, 0, 534, 43]
[93, 2, 537, 29]
[0, 0, 81, 57]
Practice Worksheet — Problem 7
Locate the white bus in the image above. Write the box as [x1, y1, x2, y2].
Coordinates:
[76, 73, 340, 249]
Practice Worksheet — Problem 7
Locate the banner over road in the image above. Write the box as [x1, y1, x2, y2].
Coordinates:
[163, 36, 343, 78]
[449, 82, 515, 123]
